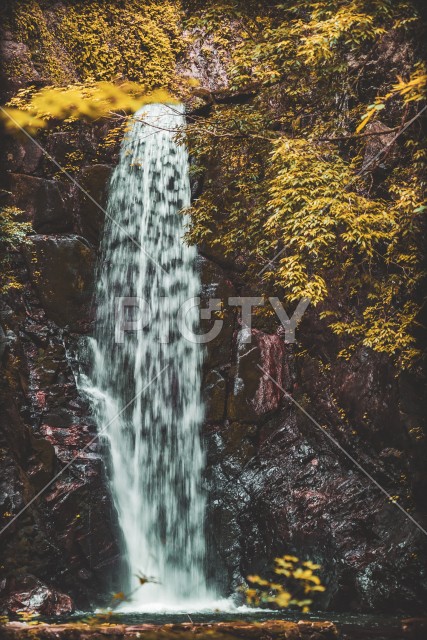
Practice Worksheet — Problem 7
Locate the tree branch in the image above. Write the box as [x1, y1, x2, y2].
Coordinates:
[188, 83, 261, 116]
[318, 127, 399, 142]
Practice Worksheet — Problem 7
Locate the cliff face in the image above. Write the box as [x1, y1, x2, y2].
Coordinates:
[1, 0, 426, 617]
[201, 282, 427, 611]
[0, 127, 125, 613]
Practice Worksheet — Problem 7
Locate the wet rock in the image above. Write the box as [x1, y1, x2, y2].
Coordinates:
[0, 251, 122, 612]
[205, 317, 427, 613]
[5, 577, 74, 617]
[200, 256, 236, 370]
[204, 370, 227, 422]
[201, 257, 237, 422]
[6, 174, 73, 233]
[75, 164, 112, 246]
[22, 235, 95, 329]
[27, 434, 55, 489]
[227, 329, 287, 422]
[226, 329, 262, 422]
[0, 324, 8, 361]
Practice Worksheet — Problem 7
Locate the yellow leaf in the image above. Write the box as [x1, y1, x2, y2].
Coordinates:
[356, 109, 375, 133]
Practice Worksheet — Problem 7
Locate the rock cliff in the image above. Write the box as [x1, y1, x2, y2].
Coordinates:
[1, 0, 426, 617]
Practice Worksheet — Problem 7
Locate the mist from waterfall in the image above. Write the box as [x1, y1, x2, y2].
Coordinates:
[80, 103, 210, 608]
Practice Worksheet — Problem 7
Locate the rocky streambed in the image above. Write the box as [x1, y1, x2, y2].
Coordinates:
[2, 615, 427, 640]
[0, 619, 339, 639]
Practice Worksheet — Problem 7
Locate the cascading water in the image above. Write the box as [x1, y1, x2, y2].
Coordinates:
[80, 103, 210, 607]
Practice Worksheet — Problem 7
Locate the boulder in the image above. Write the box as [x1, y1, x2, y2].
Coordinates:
[5, 576, 74, 616]
[3, 138, 43, 175]
[22, 235, 95, 329]
[227, 329, 287, 422]
[6, 174, 73, 233]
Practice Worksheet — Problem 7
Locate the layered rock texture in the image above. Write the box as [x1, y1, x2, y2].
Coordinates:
[1, 0, 427, 619]
[200, 266, 427, 613]
[0, 126, 123, 613]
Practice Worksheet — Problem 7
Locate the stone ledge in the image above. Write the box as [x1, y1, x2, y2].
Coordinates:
[1, 619, 338, 639]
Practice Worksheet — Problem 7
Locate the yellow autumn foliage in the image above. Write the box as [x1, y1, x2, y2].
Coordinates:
[357, 62, 427, 133]
[1, 83, 177, 134]
[0, 206, 32, 294]
[1, 0, 425, 369]
[0, 0, 182, 88]
[185, 0, 426, 369]
[244, 555, 326, 612]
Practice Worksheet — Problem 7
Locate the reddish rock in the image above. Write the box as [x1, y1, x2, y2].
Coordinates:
[204, 315, 427, 613]
[5, 577, 74, 616]
[253, 330, 286, 414]
[0, 255, 123, 613]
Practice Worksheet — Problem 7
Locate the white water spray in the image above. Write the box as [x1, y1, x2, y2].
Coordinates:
[81, 104, 210, 607]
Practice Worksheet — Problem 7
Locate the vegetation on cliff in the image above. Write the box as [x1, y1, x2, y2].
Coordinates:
[1, 0, 182, 89]
[2, 0, 425, 369]
[0, 207, 31, 294]
[183, 0, 427, 370]
[0, 1, 425, 363]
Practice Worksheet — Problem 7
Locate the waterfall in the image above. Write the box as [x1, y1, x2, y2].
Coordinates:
[81, 103, 209, 607]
